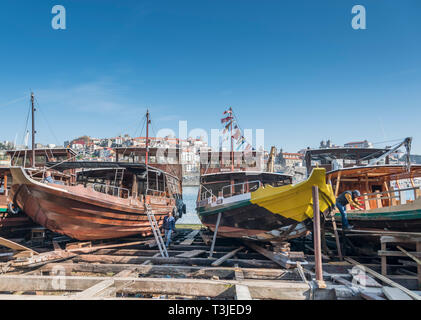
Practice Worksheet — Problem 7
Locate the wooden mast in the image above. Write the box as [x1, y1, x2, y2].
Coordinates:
[145, 109, 150, 166]
[31, 92, 36, 168]
[230, 107, 234, 172]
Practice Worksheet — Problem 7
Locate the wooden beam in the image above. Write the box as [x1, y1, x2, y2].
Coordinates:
[176, 250, 205, 258]
[396, 245, 421, 265]
[211, 247, 244, 267]
[345, 257, 421, 300]
[73, 254, 279, 269]
[0, 275, 311, 300]
[38, 262, 292, 280]
[234, 264, 252, 300]
[179, 230, 200, 245]
[382, 286, 412, 300]
[0, 237, 38, 254]
[243, 241, 294, 269]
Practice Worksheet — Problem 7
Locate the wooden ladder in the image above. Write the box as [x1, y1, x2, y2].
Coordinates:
[145, 204, 168, 258]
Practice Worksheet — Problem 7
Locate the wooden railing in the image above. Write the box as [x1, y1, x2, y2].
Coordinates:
[358, 186, 420, 210]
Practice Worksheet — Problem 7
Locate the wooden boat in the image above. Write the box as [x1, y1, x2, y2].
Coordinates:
[305, 138, 421, 232]
[0, 148, 77, 233]
[9, 160, 184, 240]
[196, 151, 336, 241]
[7, 106, 185, 240]
[328, 164, 421, 232]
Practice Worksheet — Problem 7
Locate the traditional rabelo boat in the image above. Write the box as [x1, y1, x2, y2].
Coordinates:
[305, 138, 421, 232]
[9, 108, 185, 240]
[196, 108, 336, 241]
[0, 147, 76, 232]
[328, 165, 421, 231]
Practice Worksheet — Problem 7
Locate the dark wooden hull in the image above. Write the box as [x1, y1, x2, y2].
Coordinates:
[334, 217, 421, 232]
[10, 168, 175, 240]
[333, 200, 421, 233]
[198, 200, 306, 239]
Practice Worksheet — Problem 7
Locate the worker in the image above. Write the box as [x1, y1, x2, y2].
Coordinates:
[163, 211, 176, 248]
[43, 171, 54, 184]
[336, 190, 363, 230]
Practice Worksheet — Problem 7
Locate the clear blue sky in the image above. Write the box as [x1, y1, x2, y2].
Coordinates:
[0, 0, 420, 153]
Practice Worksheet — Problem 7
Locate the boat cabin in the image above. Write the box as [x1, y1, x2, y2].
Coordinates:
[328, 165, 421, 211]
[47, 161, 182, 202]
[5, 148, 77, 184]
[198, 171, 292, 203]
[197, 151, 292, 205]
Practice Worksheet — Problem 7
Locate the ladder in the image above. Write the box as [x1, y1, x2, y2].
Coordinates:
[145, 204, 168, 258]
[113, 168, 125, 186]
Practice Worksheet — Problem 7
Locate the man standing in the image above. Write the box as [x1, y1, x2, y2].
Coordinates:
[163, 211, 175, 248]
[336, 190, 363, 230]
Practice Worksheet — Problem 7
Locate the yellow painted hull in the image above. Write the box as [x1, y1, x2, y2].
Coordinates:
[250, 168, 336, 222]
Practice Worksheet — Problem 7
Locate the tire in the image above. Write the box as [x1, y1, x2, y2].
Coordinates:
[7, 202, 20, 215]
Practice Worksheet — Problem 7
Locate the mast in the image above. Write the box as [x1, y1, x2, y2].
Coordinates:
[145, 109, 150, 166]
[31, 92, 36, 168]
[230, 107, 234, 171]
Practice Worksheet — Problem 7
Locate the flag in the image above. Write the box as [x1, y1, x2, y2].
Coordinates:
[236, 136, 246, 145]
[221, 116, 232, 124]
[223, 107, 232, 115]
[233, 128, 241, 140]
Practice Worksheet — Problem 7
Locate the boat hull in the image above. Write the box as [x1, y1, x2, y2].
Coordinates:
[334, 199, 421, 232]
[9, 167, 174, 240]
[197, 168, 336, 240]
[198, 200, 307, 239]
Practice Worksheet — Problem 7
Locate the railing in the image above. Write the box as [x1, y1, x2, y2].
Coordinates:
[221, 180, 261, 198]
[358, 186, 420, 210]
[92, 183, 130, 199]
[146, 188, 167, 197]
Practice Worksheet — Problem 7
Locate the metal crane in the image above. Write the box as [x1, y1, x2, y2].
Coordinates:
[368, 137, 412, 170]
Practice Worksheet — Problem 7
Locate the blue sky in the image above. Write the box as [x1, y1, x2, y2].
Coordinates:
[0, 0, 420, 153]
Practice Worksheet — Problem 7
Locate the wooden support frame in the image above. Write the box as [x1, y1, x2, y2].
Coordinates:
[0, 274, 311, 300]
[209, 212, 222, 258]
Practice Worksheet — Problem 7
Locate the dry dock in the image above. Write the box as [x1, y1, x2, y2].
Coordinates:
[0, 226, 420, 300]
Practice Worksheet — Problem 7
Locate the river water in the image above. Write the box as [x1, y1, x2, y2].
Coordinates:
[177, 186, 201, 224]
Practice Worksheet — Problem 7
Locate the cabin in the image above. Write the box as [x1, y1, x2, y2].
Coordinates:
[5, 148, 77, 185]
[328, 165, 421, 211]
[198, 151, 291, 204]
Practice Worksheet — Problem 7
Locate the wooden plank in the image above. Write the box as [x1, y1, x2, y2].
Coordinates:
[235, 284, 252, 300]
[360, 291, 386, 300]
[179, 230, 200, 245]
[348, 269, 382, 288]
[381, 236, 421, 243]
[72, 279, 115, 299]
[0, 237, 38, 254]
[39, 262, 291, 280]
[0, 275, 311, 300]
[396, 245, 421, 265]
[74, 254, 279, 269]
[212, 247, 244, 267]
[243, 241, 295, 269]
[378, 250, 421, 258]
[234, 264, 252, 300]
[140, 253, 160, 265]
[176, 250, 205, 258]
[345, 257, 421, 300]
[382, 286, 412, 300]
[66, 240, 147, 253]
